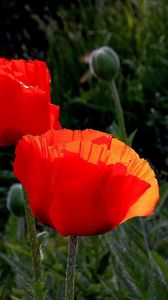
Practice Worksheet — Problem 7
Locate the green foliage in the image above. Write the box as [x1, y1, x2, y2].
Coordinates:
[0, 181, 167, 299]
[32, 0, 168, 172]
[0, 148, 16, 233]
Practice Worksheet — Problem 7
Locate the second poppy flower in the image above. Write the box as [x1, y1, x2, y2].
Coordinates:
[0, 58, 60, 146]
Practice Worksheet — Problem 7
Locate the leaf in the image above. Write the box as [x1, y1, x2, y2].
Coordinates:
[127, 129, 137, 146]
[151, 250, 168, 290]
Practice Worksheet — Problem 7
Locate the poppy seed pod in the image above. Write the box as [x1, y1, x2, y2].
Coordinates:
[7, 183, 25, 217]
[90, 46, 120, 81]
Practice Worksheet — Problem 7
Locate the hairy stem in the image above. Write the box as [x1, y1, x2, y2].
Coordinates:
[17, 217, 25, 240]
[110, 80, 127, 142]
[65, 236, 79, 300]
[23, 188, 44, 299]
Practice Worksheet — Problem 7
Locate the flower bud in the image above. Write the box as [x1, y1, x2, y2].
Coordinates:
[7, 183, 25, 217]
[90, 46, 120, 81]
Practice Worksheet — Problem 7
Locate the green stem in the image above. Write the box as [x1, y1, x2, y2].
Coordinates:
[17, 217, 25, 240]
[110, 80, 127, 142]
[23, 188, 44, 299]
[139, 217, 150, 257]
[65, 236, 79, 300]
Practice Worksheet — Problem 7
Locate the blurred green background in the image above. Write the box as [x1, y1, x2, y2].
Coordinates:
[0, 0, 168, 299]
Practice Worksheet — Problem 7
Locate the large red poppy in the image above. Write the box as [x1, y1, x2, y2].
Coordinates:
[14, 129, 159, 236]
[0, 58, 60, 146]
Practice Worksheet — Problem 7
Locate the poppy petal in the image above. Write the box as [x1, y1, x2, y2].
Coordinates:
[39, 129, 112, 147]
[120, 159, 159, 222]
[49, 159, 150, 236]
[0, 59, 60, 146]
[14, 129, 157, 236]
[0, 58, 50, 98]
[14, 135, 55, 225]
[49, 104, 61, 129]
[106, 138, 159, 222]
[107, 138, 139, 165]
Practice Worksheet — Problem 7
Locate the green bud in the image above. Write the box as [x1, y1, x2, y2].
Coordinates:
[7, 183, 25, 217]
[90, 46, 120, 81]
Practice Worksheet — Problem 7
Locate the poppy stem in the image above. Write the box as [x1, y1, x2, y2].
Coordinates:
[23, 188, 44, 300]
[110, 80, 127, 142]
[65, 235, 79, 300]
[17, 217, 25, 240]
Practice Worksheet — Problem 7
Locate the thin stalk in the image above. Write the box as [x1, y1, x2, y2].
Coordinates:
[65, 236, 79, 300]
[17, 217, 25, 240]
[110, 80, 127, 142]
[139, 217, 150, 258]
[23, 188, 44, 299]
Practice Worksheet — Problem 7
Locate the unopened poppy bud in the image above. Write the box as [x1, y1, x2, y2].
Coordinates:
[7, 183, 25, 217]
[90, 46, 120, 81]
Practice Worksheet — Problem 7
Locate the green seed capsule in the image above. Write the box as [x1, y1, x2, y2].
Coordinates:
[7, 183, 25, 217]
[90, 46, 120, 81]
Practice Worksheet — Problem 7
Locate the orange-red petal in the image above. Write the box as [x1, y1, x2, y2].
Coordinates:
[0, 58, 50, 98]
[105, 138, 159, 222]
[39, 129, 112, 147]
[13, 129, 159, 236]
[49, 160, 150, 236]
[0, 59, 60, 146]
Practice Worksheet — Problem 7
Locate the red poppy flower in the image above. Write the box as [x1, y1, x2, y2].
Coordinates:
[0, 58, 60, 146]
[14, 129, 159, 236]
